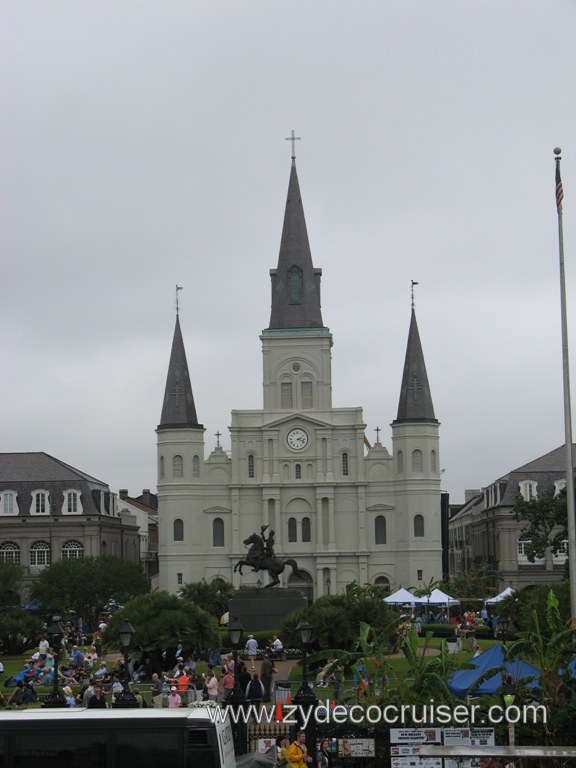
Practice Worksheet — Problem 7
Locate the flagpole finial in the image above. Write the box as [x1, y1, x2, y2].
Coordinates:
[554, 147, 562, 156]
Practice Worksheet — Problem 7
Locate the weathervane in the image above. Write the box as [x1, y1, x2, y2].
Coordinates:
[411, 280, 419, 309]
[285, 129, 301, 160]
[176, 285, 183, 314]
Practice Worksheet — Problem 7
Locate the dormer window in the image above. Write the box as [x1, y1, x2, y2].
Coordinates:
[288, 266, 302, 304]
[519, 480, 538, 501]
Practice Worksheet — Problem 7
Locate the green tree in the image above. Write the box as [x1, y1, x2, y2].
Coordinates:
[178, 579, 235, 620]
[0, 607, 44, 654]
[505, 592, 576, 745]
[104, 590, 220, 660]
[513, 488, 568, 561]
[447, 566, 497, 600]
[29, 556, 150, 629]
[0, 561, 25, 607]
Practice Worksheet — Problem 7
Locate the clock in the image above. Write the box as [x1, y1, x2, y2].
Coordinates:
[287, 428, 308, 450]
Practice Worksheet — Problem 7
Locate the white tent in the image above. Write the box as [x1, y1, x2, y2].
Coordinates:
[485, 586, 515, 605]
[384, 587, 420, 605]
[423, 587, 460, 606]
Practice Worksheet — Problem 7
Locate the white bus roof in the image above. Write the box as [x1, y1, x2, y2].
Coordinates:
[0, 707, 218, 722]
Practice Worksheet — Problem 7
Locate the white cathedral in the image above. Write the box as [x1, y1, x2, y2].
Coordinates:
[156, 158, 443, 600]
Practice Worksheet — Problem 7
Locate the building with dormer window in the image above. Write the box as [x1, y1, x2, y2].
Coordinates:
[0, 452, 140, 597]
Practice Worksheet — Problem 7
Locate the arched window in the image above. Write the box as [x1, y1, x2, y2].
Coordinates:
[375, 515, 387, 545]
[412, 449, 423, 472]
[414, 514, 425, 537]
[342, 452, 349, 477]
[0, 541, 20, 563]
[288, 265, 302, 304]
[281, 382, 293, 409]
[173, 455, 184, 478]
[295, 463, 302, 479]
[173, 518, 184, 541]
[288, 517, 297, 542]
[30, 541, 51, 568]
[160, 456, 165, 479]
[374, 576, 390, 591]
[430, 450, 437, 474]
[248, 454, 255, 479]
[301, 381, 313, 409]
[192, 455, 200, 479]
[213, 518, 224, 547]
[302, 517, 311, 542]
[62, 540, 84, 559]
[397, 450, 404, 473]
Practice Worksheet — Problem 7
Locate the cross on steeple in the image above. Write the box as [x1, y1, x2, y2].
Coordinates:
[285, 130, 301, 160]
[173, 382, 183, 408]
[215, 431, 221, 448]
[375, 426, 381, 444]
[409, 374, 422, 402]
[176, 285, 183, 314]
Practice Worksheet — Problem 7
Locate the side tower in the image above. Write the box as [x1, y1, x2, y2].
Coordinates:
[391, 306, 442, 587]
[156, 313, 206, 591]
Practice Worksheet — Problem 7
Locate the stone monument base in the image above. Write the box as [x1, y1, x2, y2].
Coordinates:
[229, 588, 306, 632]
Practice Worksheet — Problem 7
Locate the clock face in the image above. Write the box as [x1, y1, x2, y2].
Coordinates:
[287, 428, 308, 450]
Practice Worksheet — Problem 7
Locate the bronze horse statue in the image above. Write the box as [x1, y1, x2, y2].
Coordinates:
[234, 532, 303, 587]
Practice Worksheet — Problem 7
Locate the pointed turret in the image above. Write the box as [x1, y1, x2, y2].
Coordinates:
[267, 160, 325, 330]
[158, 315, 202, 430]
[394, 308, 437, 423]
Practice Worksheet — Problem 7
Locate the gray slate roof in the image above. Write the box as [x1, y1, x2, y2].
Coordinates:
[0, 452, 110, 517]
[266, 160, 326, 331]
[158, 315, 202, 430]
[394, 308, 437, 423]
[496, 444, 576, 506]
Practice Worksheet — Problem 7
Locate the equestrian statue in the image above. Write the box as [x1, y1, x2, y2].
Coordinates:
[233, 525, 303, 588]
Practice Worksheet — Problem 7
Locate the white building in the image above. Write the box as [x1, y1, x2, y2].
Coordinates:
[155, 158, 443, 599]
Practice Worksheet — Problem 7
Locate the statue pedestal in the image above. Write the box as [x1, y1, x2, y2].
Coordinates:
[229, 588, 306, 632]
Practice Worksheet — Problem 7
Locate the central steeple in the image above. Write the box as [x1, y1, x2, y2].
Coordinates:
[266, 160, 325, 330]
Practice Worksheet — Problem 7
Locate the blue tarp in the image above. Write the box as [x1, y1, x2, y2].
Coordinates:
[448, 644, 540, 696]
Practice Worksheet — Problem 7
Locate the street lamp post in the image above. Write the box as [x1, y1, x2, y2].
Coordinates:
[42, 617, 67, 708]
[502, 677, 517, 747]
[113, 618, 138, 708]
[293, 619, 317, 756]
[227, 616, 247, 756]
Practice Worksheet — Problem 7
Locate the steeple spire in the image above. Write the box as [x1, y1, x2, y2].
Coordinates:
[158, 315, 202, 429]
[394, 308, 437, 423]
[267, 160, 325, 330]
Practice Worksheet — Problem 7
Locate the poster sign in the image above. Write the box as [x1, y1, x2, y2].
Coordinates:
[443, 728, 495, 746]
[390, 729, 442, 745]
[338, 738, 375, 757]
[390, 758, 442, 768]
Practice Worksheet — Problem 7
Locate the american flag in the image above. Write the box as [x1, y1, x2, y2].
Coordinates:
[556, 161, 564, 211]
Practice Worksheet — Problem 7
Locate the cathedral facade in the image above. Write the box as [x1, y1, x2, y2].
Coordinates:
[156, 159, 442, 599]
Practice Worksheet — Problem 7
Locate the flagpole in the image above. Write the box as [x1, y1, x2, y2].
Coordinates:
[554, 147, 576, 622]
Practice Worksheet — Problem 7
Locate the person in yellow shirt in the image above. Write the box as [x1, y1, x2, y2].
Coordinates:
[287, 731, 313, 768]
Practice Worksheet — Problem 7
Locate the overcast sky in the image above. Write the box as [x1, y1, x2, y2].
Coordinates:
[2, 1, 576, 503]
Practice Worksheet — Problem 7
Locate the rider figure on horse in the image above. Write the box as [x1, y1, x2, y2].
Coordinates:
[260, 525, 276, 568]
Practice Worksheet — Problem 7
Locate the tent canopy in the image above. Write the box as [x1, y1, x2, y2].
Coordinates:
[421, 587, 460, 606]
[448, 644, 540, 696]
[485, 586, 515, 605]
[384, 587, 419, 605]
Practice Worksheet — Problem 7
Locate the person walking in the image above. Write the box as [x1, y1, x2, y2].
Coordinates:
[151, 672, 164, 708]
[287, 731, 313, 768]
[317, 738, 332, 768]
[244, 635, 258, 670]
